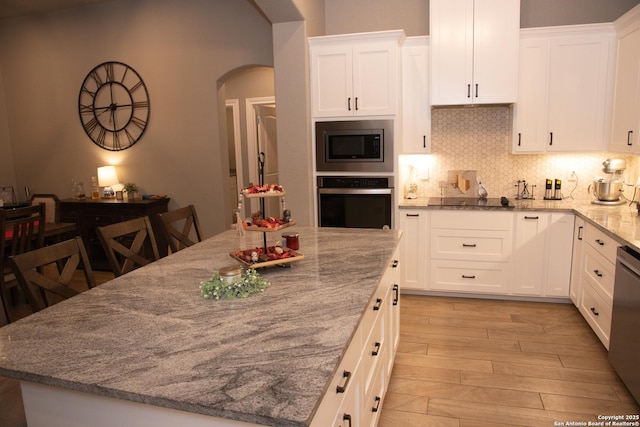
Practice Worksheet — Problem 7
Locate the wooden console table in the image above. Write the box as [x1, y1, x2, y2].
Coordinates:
[60, 198, 170, 271]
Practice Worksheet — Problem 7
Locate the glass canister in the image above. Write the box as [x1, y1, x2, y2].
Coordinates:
[219, 265, 243, 283]
[282, 233, 299, 250]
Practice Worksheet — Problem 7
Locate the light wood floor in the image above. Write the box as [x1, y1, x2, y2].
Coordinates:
[1, 289, 638, 426]
[378, 294, 640, 427]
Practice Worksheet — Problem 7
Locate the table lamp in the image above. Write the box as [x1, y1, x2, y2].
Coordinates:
[98, 166, 119, 198]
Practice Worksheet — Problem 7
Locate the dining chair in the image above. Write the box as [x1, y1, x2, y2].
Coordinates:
[96, 216, 160, 277]
[28, 193, 61, 223]
[157, 205, 203, 254]
[0, 204, 45, 323]
[10, 236, 96, 314]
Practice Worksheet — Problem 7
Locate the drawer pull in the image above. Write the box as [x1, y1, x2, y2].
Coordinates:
[590, 307, 599, 316]
[595, 239, 605, 246]
[373, 298, 382, 311]
[372, 341, 381, 356]
[593, 269, 603, 278]
[393, 284, 399, 306]
[343, 413, 352, 427]
[462, 243, 477, 248]
[524, 216, 539, 220]
[372, 396, 382, 413]
[462, 274, 476, 279]
[336, 370, 352, 394]
[392, 260, 399, 268]
[406, 213, 420, 217]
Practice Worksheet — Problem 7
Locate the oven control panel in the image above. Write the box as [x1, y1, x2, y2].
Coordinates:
[317, 176, 392, 188]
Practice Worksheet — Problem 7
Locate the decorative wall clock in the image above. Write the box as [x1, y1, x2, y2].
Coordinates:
[78, 61, 150, 151]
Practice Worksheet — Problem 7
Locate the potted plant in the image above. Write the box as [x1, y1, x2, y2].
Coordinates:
[123, 183, 138, 201]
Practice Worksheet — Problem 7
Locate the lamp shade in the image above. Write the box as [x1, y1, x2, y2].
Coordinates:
[97, 166, 119, 187]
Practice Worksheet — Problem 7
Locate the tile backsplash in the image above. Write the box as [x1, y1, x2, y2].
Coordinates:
[399, 106, 639, 203]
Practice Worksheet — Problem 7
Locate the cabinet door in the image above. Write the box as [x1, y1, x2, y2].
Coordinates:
[609, 24, 640, 153]
[310, 44, 353, 118]
[352, 41, 398, 116]
[546, 34, 612, 152]
[402, 38, 430, 153]
[513, 37, 549, 153]
[398, 210, 428, 290]
[472, 0, 520, 104]
[431, 0, 518, 105]
[430, 0, 473, 105]
[513, 213, 549, 295]
[570, 217, 585, 305]
[545, 213, 575, 297]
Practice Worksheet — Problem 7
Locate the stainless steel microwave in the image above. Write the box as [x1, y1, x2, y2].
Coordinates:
[315, 120, 393, 173]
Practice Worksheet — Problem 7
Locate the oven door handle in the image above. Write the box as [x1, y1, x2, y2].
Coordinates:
[318, 188, 393, 195]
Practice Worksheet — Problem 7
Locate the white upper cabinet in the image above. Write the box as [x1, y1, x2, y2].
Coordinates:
[430, 0, 520, 105]
[609, 6, 640, 154]
[401, 37, 431, 153]
[513, 25, 615, 153]
[309, 31, 404, 118]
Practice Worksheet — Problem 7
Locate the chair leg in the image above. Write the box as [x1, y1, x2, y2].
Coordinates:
[0, 286, 12, 325]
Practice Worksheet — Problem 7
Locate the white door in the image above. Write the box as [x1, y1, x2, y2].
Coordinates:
[246, 98, 279, 219]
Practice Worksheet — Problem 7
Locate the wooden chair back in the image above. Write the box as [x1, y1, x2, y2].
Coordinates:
[1, 204, 46, 323]
[10, 237, 96, 314]
[96, 216, 160, 277]
[28, 193, 61, 223]
[157, 205, 203, 254]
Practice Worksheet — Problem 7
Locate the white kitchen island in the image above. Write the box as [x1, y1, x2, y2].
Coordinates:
[0, 227, 402, 427]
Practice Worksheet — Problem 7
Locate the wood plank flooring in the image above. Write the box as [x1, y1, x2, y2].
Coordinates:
[378, 294, 640, 427]
[1, 287, 638, 426]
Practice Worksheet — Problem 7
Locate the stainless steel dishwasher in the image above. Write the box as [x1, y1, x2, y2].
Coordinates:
[609, 246, 640, 404]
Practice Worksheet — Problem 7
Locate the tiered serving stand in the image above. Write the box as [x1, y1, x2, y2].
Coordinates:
[230, 153, 303, 268]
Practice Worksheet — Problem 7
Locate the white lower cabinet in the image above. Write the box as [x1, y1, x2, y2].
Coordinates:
[512, 212, 574, 297]
[311, 246, 400, 427]
[569, 216, 586, 304]
[429, 211, 512, 294]
[575, 223, 622, 349]
[400, 209, 576, 299]
[398, 210, 428, 291]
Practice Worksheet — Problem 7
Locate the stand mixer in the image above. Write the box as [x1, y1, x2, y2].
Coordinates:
[589, 158, 627, 205]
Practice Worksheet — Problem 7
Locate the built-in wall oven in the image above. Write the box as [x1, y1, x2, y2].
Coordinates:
[317, 176, 393, 229]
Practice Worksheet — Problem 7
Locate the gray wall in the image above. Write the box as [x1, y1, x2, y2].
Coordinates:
[0, 0, 273, 236]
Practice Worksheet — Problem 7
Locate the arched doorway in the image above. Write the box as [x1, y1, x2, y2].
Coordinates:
[219, 66, 276, 223]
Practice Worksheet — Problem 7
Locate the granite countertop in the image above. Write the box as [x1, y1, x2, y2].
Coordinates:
[0, 227, 402, 427]
[400, 197, 640, 252]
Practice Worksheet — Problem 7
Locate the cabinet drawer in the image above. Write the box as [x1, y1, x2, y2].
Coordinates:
[430, 260, 509, 294]
[310, 326, 362, 427]
[584, 224, 621, 264]
[583, 245, 615, 302]
[579, 280, 612, 349]
[362, 350, 386, 427]
[431, 211, 513, 231]
[431, 229, 512, 261]
[361, 303, 385, 396]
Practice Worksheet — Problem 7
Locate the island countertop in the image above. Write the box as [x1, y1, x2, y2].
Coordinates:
[0, 227, 402, 427]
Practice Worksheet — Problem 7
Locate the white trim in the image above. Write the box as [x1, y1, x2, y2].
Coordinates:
[244, 96, 276, 186]
[225, 99, 243, 209]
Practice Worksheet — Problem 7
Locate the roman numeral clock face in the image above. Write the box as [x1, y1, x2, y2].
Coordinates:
[78, 61, 150, 151]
